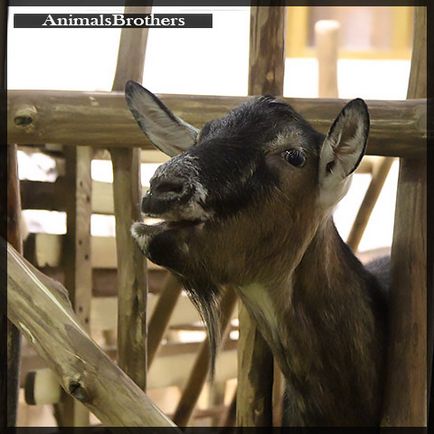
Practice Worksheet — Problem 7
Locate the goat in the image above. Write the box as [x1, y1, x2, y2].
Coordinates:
[125, 81, 388, 426]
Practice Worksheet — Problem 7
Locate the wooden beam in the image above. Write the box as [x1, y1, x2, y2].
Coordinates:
[36, 266, 166, 297]
[147, 273, 182, 368]
[346, 157, 394, 251]
[7, 91, 426, 158]
[20, 179, 139, 215]
[381, 7, 427, 427]
[5, 243, 178, 428]
[109, 4, 150, 392]
[91, 294, 204, 336]
[57, 146, 92, 426]
[315, 20, 340, 98]
[24, 232, 161, 270]
[236, 6, 285, 428]
[6, 144, 23, 427]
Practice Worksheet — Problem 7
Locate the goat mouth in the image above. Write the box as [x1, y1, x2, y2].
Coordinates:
[131, 216, 206, 242]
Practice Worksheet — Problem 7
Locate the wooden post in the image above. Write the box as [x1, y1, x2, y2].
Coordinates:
[109, 5, 151, 391]
[236, 6, 286, 427]
[147, 273, 182, 368]
[59, 145, 93, 426]
[315, 20, 340, 98]
[173, 288, 237, 426]
[6, 145, 23, 427]
[5, 243, 178, 428]
[381, 7, 427, 426]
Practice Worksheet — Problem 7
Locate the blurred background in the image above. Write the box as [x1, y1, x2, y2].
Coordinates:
[8, 5, 413, 427]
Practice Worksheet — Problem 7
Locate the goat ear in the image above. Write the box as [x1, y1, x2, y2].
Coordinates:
[318, 98, 369, 207]
[125, 80, 198, 156]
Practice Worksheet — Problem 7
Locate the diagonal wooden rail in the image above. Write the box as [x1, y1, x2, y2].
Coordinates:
[5, 242, 178, 429]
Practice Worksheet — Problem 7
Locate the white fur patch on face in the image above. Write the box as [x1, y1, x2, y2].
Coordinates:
[151, 154, 213, 222]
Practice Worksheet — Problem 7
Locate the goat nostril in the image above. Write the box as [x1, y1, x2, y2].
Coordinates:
[155, 180, 185, 195]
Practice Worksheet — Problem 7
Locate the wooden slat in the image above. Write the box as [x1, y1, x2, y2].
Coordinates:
[6, 144, 23, 427]
[109, 148, 149, 391]
[7, 91, 426, 158]
[236, 6, 285, 427]
[6, 243, 177, 428]
[91, 294, 203, 335]
[315, 20, 340, 98]
[25, 233, 161, 270]
[36, 267, 166, 297]
[347, 157, 394, 251]
[109, 5, 151, 392]
[147, 273, 182, 368]
[58, 146, 92, 426]
[381, 7, 427, 427]
[21, 179, 145, 215]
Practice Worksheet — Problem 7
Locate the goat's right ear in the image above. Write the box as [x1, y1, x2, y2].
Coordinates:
[125, 80, 198, 156]
[318, 98, 370, 207]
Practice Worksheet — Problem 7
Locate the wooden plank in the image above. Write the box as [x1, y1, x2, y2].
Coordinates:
[7, 91, 427, 158]
[236, 6, 285, 428]
[347, 157, 394, 251]
[147, 273, 182, 368]
[110, 147, 148, 391]
[59, 145, 92, 426]
[25, 232, 161, 270]
[21, 179, 105, 214]
[315, 20, 340, 98]
[6, 243, 177, 428]
[36, 267, 166, 297]
[6, 144, 23, 427]
[109, 4, 151, 392]
[381, 7, 427, 427]
[90, 293, 203, 335]
[173, 288, 238, 426]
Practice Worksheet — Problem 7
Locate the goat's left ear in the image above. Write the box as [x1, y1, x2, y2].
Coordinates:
[318, 98, 369, 207]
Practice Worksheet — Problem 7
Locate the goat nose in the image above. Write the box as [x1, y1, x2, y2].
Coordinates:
[154, 178, 186, 196]
[141, 177, 191, 215]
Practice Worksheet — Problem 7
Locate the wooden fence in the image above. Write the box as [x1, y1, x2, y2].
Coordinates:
[5, 6, 429, 428]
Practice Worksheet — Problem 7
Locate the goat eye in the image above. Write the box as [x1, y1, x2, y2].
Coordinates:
[282, 149, 306, 167]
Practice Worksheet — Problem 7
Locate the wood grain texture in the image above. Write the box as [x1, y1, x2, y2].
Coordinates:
[381, 7, 427, 427]
[5, 243, 178, 428]
[109, 5, 151, 392]
[236, 6, 283, 428]
[7, 91, 427, 158]
[6, 144, 22, 427]
[147, 273, 182, 368]
[173, 288, 238, 426]
[59, 146, 93, 426]
[110, 148, 148, 391]
[315, 20, 340, 98]
[248, 6, 286, 96]
[346, 157, 394, 251]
